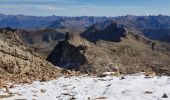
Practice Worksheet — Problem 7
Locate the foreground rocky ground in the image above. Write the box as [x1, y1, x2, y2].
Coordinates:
[0, 73, 169, 100]
[0, 28, 75, 84]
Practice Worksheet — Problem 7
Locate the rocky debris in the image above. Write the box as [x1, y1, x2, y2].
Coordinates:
[120, 76, 126, 80]
[144, 91, 153, 94]
[98, 72, 120, 77]
[0, 28, 66, 83]
[144, 71, 156, 78]
[0, 28, 24, 48]
[96, 97, 107, 99]
[162, 93, 168, 98]
[97, 74, 107, 78]
[103, 72, 120, 76]
[40, 76, 49, 82]
[40, 89, 46, 93]
[0, 94, 14, 99]
[0, 80, 6, 89]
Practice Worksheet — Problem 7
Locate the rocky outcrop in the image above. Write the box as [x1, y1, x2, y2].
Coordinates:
[0, 28, 24, 47]
[0, 28, 63, 83]
[47, 32, 122, 74]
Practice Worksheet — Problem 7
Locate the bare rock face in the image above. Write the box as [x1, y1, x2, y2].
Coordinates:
[47, 32, 123, 74]
[0, 28, 63, 83]
[0, 39, 37, 74]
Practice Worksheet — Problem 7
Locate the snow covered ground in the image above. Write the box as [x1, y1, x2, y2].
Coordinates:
[0, 73, 170, 100]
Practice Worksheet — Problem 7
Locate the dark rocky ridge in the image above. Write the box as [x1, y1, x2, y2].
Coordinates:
[81, 20, 127, 42]
[114, 15, 170, 42]
[47, 32, 122, 74]
[47, 29, 170, 75]
[143, 29, 170, 42]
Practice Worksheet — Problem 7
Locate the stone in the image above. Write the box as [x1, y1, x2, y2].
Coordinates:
[144, 71, 156, 78]
[96, 97, 107, 99]
[120, 76, 126, 80]
[40, 89, 46, 93]
[144, 91, 153, 94]
[162, 93, 168, 98]
[41, 76, 48, 82]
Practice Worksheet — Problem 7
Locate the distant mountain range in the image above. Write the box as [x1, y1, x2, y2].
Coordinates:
[0, 14, 170, 42]
[114, 15, 170, 42]
[0, 14, 108, 30]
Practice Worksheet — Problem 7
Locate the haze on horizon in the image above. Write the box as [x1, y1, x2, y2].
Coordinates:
[0, 0, 170, 16]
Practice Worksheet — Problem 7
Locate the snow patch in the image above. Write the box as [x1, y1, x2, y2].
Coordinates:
[0, 74, 170, 100]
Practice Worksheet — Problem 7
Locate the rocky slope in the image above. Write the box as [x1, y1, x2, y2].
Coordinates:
[0, 28, 25, 48]
[143, 29, 170, 42]
[0, 28, 64, 84]
[47, 26, 170, 75]
[47, 32, 123, 74]
[0, 28, 66, 59]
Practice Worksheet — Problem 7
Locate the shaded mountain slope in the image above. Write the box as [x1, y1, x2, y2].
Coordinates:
[27, 29, 65, 58]
[143, 29, 170, 42]
[114, 15, 170, 42]
[47, 32, 122, 74]
[81, 20, 127, 42]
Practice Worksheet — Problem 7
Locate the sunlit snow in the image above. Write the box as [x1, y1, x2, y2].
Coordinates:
[0, 73, 170, 100]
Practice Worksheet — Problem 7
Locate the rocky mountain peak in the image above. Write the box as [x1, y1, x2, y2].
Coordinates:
[65, 32, 93, 47]
[81, 20, 127, 42]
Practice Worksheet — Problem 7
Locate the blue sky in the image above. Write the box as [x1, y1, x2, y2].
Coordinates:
[0, 0, 170, 16]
